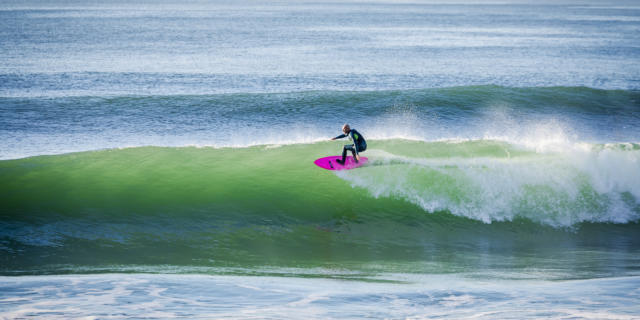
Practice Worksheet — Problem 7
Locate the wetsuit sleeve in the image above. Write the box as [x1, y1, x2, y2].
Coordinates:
[350, 131, 360, 155]
[334, 134, 346, 140]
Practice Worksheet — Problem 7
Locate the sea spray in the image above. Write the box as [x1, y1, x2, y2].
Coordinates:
[337, 142, 640, 226]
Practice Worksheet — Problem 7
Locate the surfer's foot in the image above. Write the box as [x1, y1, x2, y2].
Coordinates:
[336, 159, 344, 165]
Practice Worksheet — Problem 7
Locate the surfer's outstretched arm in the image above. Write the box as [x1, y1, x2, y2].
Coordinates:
[331, 134, 346, 140]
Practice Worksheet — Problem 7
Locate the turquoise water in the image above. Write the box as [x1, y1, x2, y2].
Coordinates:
[1, 0, 640, 318]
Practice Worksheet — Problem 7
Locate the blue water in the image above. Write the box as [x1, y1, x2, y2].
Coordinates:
[1, 0, 639, 97]
[1, 0, 640, 318]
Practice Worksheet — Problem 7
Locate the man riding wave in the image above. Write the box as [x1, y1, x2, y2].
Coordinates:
[331, 124, 367, 165]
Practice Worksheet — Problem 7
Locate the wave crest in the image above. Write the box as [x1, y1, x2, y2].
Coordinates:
[337, 141, 640, 227]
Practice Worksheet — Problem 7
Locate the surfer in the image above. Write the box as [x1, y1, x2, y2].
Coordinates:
[331, 124, 367, 164]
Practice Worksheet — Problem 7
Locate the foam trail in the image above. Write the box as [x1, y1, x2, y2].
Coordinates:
[1, 274, 639, 319]
[337, 141, 640, 227]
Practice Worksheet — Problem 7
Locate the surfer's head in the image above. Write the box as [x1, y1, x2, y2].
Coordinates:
[342, 124, 350, 134]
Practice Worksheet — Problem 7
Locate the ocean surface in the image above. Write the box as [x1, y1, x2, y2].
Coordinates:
[1, 0, 640, 319]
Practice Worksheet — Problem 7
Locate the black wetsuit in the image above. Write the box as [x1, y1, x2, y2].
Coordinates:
[333, 129, 367, 163]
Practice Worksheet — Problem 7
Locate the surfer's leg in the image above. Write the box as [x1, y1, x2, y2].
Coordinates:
[353, 142, 365, 162]
[337, 145, 348, 164]
[338, 144, 354, 164]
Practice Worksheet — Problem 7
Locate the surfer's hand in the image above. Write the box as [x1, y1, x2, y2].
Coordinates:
[330, 137, 335, 140]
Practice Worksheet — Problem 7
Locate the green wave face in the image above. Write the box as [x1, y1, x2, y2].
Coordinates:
[2, 140, 640, 277]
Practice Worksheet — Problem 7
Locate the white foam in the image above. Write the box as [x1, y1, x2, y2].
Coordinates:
[337, 139, 640, 226]
[1, 274, 638, 319]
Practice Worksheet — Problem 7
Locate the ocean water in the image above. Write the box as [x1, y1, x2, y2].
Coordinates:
[1, 0, 640, 319]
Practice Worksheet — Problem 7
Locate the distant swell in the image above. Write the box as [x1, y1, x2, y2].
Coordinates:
[1, 86, 639, 160]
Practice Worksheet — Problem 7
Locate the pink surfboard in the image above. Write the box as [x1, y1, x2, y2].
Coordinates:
[314, 156, 368, 171]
